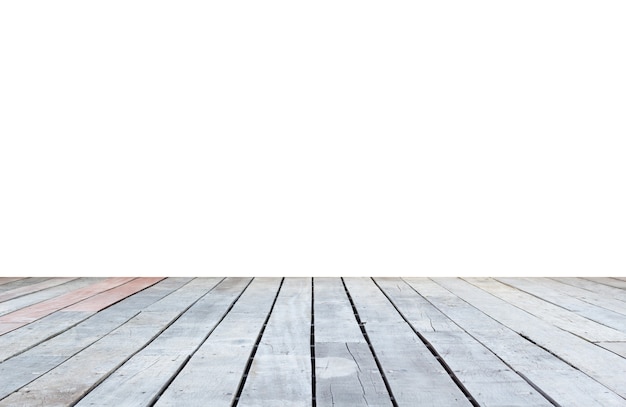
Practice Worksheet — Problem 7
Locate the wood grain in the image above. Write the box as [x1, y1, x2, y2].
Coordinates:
[344, 278, 471, 407]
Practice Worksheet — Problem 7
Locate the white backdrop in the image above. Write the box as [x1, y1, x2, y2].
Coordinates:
[1, 1, 625, 277]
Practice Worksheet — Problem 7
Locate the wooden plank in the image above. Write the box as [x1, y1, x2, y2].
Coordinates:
[465, 278, 626, 342]
[0, 278, 192, 401]
[0, 277, 50, 293]
[343, 278, 471, 407]
[237, 278, 312, 407]
[433, 278, 626, 400]
[551, 277, 626, 303]
[375, 277, 552, 407]
[404, 278, 626, 407]
[0, 278, 104, 317]
[74, 278, 252, 407]
[154, 278, 283, 407]
[498, 277, 626, 333]
[0, 278, 78, 303]
[61, 277, 163, 312]
[0, 277, 135, 334]
[582, 277, 626, 292]
[524, 278, 626, 315]
[0, 278, 27, 287]
[313, 278, 391, 407]
[597, 342, 626, 358]
[0, 278, 163, 362]
[0, 278, 222, 406]
[0, 310, 90, 363]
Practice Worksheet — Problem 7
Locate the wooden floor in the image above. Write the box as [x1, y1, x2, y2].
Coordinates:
[1, 277, 626, 407]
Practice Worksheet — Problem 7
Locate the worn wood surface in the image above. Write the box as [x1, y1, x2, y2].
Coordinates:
[0, 277, 27, 287]
[344, 278, 471, 406]
[375, 277, 552, 407]
[498, 277, 626, 333]
[0, 277, 102, 317]
[0, 278, 221, 406]
[238, 278, 312, 407]
[0, 278, 77, 303]
[0, 278, 49, 293]
[405, 278, 626, 407]
[0, 277, 625, 406]
[435, 277, 626, 399]
[76, 278, 251, 407]
[0, 277, 135, 334]
[154, 278, 283, 407]
[551, 277, 626, 302]
[314, 278, 391, 407]
[465, 277, 626, 342]
[0, 278, 191, 401]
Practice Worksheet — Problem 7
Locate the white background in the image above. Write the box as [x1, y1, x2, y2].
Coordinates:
[1, 1, 625, 277]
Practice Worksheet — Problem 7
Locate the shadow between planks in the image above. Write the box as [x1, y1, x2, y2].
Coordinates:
[0, 277, 625, 406]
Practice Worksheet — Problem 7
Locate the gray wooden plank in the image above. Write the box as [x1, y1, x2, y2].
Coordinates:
[0, 277, 51, 293]
[0, 277, 193, 402]
[433, 277, 626, 400]
[465, 277, 626, 342]
[0, 277, 78, 303]
[375, 277, 552, 407]
[237, 278, 312, 407]
[0, 309, 91, 362]
[75, 277, 252, 407]
[551, 277, 626, 303]
[498, 277, 626, 333]
[154, 278, 283, 407]
[0, 277, 27, 287]
[343, 278, 471, 407]
[0, 277, 222, 407]
[524, 278, 626, 315]
[597, 342, 626, 358]
[582, 277, 626, 292]
[314, 277, 391, 407]
[0, 278, 129, 362]
[0, 277, 105, 317]
[404, 277, 626, 407]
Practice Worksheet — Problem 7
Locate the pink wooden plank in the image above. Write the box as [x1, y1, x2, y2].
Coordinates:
[0, 278, 78, 303]
[0, 277, 135, 335]
[63, 278, 164, 312]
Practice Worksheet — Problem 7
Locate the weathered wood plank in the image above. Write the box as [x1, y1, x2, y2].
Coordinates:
[61, 277, 163, 312]
[0, 278, 163, 362]
[582, 277, 626, 292]
[0, 278, 50, 293]
[75, 277, 252, 407]
[498, 277, 626, 333]
[154, 278, 282, 407]
[0, 278, 222, 406]
[375, 277, 552, 407]
[314, 278, 391, 407]
[343, 278, 471, 407]
[551, 277, 626, 303]
[0, 310, 91, 363]
[0, 278, 78, 303]
[465, 277, 626, 342]
[237, 278, 312, 407]
[0, 277, 135, 335]
[524, 278, 626, 315]
[434, 278, 626, 400]
[404, 277, 626, 407]
[0, 278, 28, 287]
[0, 278, 192, 401]
[0, 278, 104, 317]
[597, 342, 626, 358]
